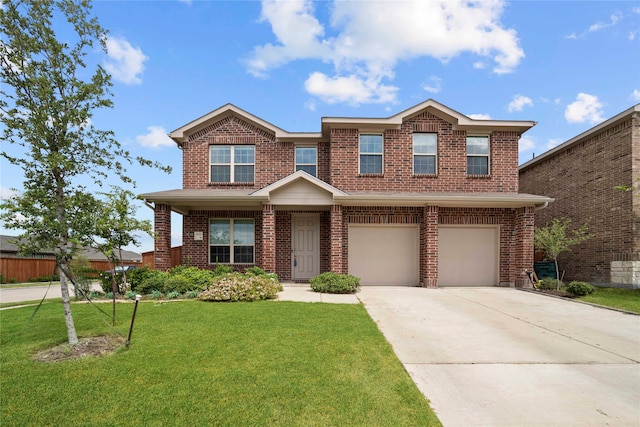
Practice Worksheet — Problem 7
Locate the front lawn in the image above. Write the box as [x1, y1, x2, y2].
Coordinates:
[578, 287, 640, 314]
[0, 300, 440, 426]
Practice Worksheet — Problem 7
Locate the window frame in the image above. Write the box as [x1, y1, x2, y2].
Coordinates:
[466, 135, 491, 176]
[209, 218, 255, 264]
[294, 145, 318, 177]
[358, 133, 384, 175]
[412, 133, 438, 175]
[209, 145, 255, 183]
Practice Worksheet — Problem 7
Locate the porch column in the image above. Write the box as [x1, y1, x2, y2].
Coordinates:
[262, 203, 276, 272]
[422, 205, 439, 288]
[330, 204, 344, 273]
[514, 206, 535, 288]
[154, 203, 172, 271]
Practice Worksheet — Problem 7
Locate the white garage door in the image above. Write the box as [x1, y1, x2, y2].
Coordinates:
[348, 225, 419, 286]
[438, 226, 499, 286]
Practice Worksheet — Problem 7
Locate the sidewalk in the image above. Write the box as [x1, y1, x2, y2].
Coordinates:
[277, 283, 360, 304]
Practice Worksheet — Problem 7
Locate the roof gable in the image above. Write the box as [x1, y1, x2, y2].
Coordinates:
[252, 170, 348, 200]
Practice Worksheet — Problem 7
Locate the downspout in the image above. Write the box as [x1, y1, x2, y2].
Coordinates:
[534, 201, 549, 211]
[142, 198, 154, 211]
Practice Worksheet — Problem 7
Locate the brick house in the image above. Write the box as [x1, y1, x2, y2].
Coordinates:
[519, 104, 640, 288]
[141, 99, 551, 287]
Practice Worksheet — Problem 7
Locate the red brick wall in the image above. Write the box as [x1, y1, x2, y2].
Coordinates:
[519, 114, 637, 285]
[328, 112, 520, 193]
[154, 204, 172, 271]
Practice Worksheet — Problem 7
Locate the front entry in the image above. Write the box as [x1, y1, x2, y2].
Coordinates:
[292, 214, 320, 281]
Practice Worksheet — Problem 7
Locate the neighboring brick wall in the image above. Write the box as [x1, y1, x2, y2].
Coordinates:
[328, 112, 520, 193]
[519, 113, 638, 286]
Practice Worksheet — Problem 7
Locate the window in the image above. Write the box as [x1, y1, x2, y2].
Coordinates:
[295, 146, 317, 176]
[466, 136, 490, 175]
[359, 134, 383, 174]
[210, 145, 255, 183]
[210, 219, 254, 264]
[413, 133, 437, 175]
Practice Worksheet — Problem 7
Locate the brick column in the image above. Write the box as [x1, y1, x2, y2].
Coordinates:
[421, 205, 439, 288]
[514, 206, 535, 288]
[154, 204, 172, 271]
[330, 204, 344, 273]
[262, 203, 276, 272]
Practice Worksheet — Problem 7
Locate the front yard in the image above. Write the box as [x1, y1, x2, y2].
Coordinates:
[578, 287, 640, 314]
[0, 300, 440, 426]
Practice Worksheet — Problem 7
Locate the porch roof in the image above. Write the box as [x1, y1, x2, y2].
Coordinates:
[140, 186, 553, 214]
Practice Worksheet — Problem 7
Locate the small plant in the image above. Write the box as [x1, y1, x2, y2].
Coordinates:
[566, 281, 596, 296]
[245, 266, 266, 276]
[213, 265, 234, 276]
[125, 291, 138, 300]
[105, 292, 114, 299]
[88, 290, 104, 299]
[166, 291, 181, 300]
[8, 277, 17, 284]
[535, 278, 562, 291]
[183, 290, 200, 299]
[310, 272, 360, 294]
[199, 273, 281, 302]
[150, 290, 162, 300]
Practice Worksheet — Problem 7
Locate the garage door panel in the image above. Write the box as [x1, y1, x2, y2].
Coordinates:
[349, 225, 419, 286]
[439, 226, 498, 286]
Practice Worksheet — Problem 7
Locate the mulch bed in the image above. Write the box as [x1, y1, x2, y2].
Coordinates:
[33, 335, 124, 363]
[530, 289, 577, 298]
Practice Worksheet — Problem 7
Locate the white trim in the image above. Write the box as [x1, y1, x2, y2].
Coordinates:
[294, 145, 318, 177]
[466, 135, 491, 176]
[208, 218, 255, 264]
[209, 145, 255, 183]
[412, 132, 438, 175]
[252, 170, 348, 197]
[358, 133, 384, 175]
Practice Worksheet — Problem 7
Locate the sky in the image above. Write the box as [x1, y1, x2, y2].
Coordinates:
[1, 0, 639, 253]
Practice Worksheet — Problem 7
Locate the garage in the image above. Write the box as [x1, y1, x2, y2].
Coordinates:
[438, 226, 499, 286]
[348, 224, 420, 286]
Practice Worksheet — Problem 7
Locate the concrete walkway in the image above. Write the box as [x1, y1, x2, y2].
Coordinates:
[357, 286, 640, 427]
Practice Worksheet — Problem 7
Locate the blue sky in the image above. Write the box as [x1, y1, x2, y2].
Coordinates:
[2, 0, 639, 253]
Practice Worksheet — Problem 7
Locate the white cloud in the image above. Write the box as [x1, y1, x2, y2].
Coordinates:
[136, 126, 174, 148]
[632, 89, 640, 102]
[565, 93, 604, 124]
[421, 76, 442, 94]
[104, 36, 148, 85]
[304, 99, 317, 111]
[507, 95, 533, 113]
[247, 0, 524, 105]
[468, 113, 491, 120]
[518, 136, 535, 153]
[304, 72, 397, 105]
[0, 186, 17, 200]
[589, 12, 622, 32]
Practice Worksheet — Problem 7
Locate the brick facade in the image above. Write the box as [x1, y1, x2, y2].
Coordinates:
[519, 107, 639, 287]
[148, 100, 547, 287]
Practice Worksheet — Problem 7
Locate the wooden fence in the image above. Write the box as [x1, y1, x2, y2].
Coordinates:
[0, 257, 140, 283]
[141, 246, 183, 270]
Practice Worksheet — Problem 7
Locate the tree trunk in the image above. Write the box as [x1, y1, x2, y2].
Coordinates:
[60, 266, 79, 345]
[554, 258, 561, 291]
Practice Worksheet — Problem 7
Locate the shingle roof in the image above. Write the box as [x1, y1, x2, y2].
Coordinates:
[0, 235, 142, 261]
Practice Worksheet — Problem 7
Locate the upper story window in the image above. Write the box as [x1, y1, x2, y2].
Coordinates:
[466, 136, 490, 176]
[413, 133, 437, 175]
[209, 218, 254, 264]
[359, 134, 383, 174]
[210, 145, 255, 183]
[295, 146, 317, 176]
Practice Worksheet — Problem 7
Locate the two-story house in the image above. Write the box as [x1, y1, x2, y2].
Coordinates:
[141, 99, 552, 287]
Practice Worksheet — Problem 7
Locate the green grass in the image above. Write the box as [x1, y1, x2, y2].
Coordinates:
[1, 300, 440, 426]
[578, 287, 640, 314]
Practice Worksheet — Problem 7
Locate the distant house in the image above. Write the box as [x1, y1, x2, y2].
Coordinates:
[0, 235, 142, 262]
[0, 235, 142, 282]
[141, 99, 551, 287]
[519, 104, 639, 288]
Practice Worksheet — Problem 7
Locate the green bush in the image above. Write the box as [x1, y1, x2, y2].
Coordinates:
[137, 273, 169, 295]
[212, 265, 234, 276]
[166, 291, 181, 300]
[566, 281, 596, 296]
[183, 290, 199, 299]
[88, 290, 104, 299]
[128, 266, 158, 291]
[162, 276, 191, 294]
[150, 290, 162, 300]
[169, 266, 216, 291]
[245, 266, 266, 276]
[198, 273, 281, 302]
[310, 272, 360, 294]
[125, 291, 138, 300]
[535, 277, 563, 290]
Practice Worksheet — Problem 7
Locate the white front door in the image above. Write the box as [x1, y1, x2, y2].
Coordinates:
[292, 214, 320, 280]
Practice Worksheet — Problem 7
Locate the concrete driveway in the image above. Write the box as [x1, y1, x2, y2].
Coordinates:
[358, 287, 640, 427]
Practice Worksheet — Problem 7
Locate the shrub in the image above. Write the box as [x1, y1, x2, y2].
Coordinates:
[212, 265, 234, 276]
[166, 291, 181, 300]
[169, 266, 216, 291]
[245, 266, 266, 276]
[198, 273, 281, 302]
[535, 278, 563, 291]
[88, 290, 104, 299]
[310, 272, 360, 294]
[150, 290, 162, 300]
[137, 273, 169, 295]
[183, 290, 199, 299]
[128, 266, 158, 291]
[105, 292, 113, 299]
[566, 281, 596, 296]
[162, 276, 191, 294]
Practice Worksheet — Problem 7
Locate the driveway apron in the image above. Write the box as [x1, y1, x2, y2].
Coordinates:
[358, 287, 640, 427]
